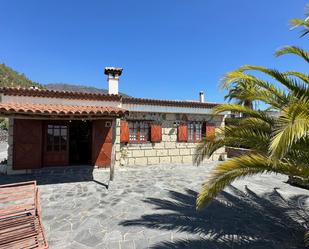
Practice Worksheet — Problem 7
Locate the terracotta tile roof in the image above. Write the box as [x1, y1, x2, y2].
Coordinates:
[0, 87, 121, 101]
[0, 102, 128, 117]
[122, 97, 219, 108]
[0, 87, 220, 109]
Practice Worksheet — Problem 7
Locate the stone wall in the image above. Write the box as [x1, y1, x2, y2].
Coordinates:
[6, 118, 24, 174]
[116, 112, 225, 167]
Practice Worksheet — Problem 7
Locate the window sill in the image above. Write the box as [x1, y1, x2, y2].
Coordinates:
[129, 141, 150, 144]
[125, 142, 153, 149]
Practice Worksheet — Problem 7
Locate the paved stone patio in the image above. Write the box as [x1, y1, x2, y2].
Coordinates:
[1, 162, 309, 249]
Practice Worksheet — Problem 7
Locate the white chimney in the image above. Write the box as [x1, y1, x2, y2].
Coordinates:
[104, 67, 123, 95]
[199, 91, 205, 103]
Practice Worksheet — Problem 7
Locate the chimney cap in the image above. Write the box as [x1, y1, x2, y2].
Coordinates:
[104, 67, 123, 76]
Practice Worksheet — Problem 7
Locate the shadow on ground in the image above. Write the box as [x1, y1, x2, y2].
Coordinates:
[0, 166, 108, 187]
[120, 186, 309, 249]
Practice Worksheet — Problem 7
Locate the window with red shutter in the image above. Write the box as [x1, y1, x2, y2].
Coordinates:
[129, 121, 138, 141]
[127, 121, 150, 143]
[140, 122, 149, 142]
[150, 124, 162, 143]
[187, 122, 203, 143]
[188, 123, 194, 142]
[195, 123, 202, 141]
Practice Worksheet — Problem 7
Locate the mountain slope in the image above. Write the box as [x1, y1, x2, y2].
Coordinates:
[0, 63, 129, 96]
[0, 63, 42, 88]
[45, 83, 130, 96]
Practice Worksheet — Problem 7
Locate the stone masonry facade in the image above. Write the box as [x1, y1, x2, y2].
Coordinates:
[6, 113, 225, 173]
[114, 112, 225, 167]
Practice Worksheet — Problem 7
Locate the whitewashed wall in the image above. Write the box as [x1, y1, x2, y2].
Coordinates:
[1, 95, 121, 108]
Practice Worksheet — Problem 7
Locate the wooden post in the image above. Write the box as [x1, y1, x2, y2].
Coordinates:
[109, 119, 117, 182]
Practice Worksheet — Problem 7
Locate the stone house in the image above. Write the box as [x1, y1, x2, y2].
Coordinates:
[0, 67, 226, 174]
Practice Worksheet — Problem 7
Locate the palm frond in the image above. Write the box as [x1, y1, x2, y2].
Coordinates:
[239, 117, 272, 131]
[289, 18, 309, 37]
[194, 138, 225, 165]
[275, 46, 309, 63]
[194, 122, 271, 165]
[213, 104, 274, 123]
[221, 71, 288, 106]
[220, 71, 255, 89]
[224, 125, 270, 152]
[238, 65, 309, 97]
[284, 71, 309, 84]
[235, 89, 287, 109]
[197, 154, 309, 210]
[270, 97, 309, 159]
[290, 18, 309, 28]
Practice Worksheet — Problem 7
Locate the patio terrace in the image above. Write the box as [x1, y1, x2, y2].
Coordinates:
[0, 163, 308, 249]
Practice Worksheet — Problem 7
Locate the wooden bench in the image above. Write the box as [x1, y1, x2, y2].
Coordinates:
[0, 181, 48, 249]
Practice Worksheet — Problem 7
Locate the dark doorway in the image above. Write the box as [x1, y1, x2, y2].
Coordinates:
[69, 120, 92, 165]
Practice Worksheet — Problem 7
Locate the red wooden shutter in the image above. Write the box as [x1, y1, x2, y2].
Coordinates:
[13, 119, 43, 170]
[120, 120, 129, 143]
[150, 124, 162, 143]
[206, 123, 216, 141]
[92, 120, 112, 168]
[177, 124, 188, 142]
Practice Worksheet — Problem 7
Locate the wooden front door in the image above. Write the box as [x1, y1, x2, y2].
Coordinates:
[92, 120, 113, 168]
[43, 122, 69, 166]
[13, 119, 43, 170]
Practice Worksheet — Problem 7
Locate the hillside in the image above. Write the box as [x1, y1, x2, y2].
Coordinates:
[0, 64, 42, 88]
[45, 83, 130, 96]
[0, 63, 129, 96]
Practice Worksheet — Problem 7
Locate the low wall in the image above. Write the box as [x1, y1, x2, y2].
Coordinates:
[226, 147, 251, 158]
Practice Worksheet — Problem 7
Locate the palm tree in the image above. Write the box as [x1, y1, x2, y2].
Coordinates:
[194, 46, 309, 246]
[223, 80, 256, 109]
[223, 80, 256, 118]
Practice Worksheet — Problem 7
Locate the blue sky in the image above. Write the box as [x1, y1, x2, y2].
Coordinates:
[0, 0, 308, 103]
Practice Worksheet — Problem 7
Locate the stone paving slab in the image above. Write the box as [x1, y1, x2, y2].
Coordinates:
[0, 163, 309, 248]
